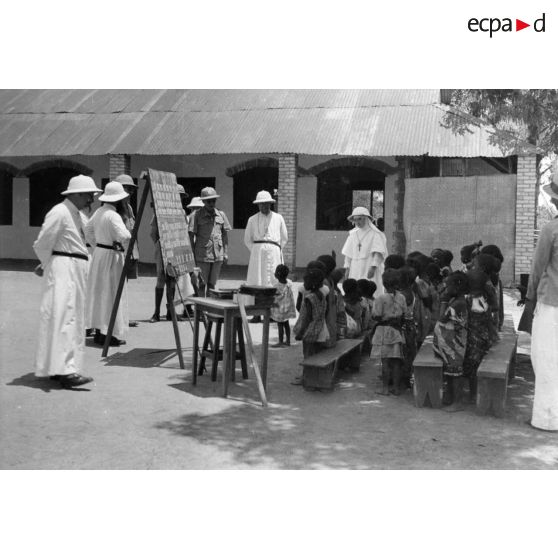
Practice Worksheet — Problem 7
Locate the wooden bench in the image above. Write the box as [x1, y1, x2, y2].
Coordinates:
[476, 318, 518, 418]
[299, 338, 363, 391]
[412, 337, 443, 408]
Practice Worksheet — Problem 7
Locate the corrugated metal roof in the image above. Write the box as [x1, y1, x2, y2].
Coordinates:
[0, 89, 535, 157]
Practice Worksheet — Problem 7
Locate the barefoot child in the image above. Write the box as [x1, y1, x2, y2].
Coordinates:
[371, 269, 407, 396]
[463, 269, 496, 401]
[357, 278, 377, 357]
[292, 268, 328, 385]
[433, 271, 470, 412]
[270, 264, 296, 347]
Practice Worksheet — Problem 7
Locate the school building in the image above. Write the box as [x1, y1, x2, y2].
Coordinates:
[0, 89, 538, 284]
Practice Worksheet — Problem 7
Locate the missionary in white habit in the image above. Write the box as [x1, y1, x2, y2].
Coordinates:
[33, 175, 102, 389]
[244, 190, 288, 285]
[244, 190, 288, 322]
[342, 206, 388, 295]
[85, 181, 132, 347]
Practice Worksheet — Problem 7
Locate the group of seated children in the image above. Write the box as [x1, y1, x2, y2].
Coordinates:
[270, 242, 505, 406]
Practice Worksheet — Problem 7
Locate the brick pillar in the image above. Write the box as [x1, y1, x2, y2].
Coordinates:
[277, 154, 298, 270]
[514, 154, 537, 280]
[392, 156, 408, 255]
[108, 154, 131, 179]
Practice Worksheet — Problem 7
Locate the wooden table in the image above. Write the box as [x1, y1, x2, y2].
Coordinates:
[185, 297, 271, 397]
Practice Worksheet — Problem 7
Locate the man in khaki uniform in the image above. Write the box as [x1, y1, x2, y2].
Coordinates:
[188, 187, 231, 296]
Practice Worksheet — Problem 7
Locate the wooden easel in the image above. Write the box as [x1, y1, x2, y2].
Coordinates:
[102, 170, 190, 368]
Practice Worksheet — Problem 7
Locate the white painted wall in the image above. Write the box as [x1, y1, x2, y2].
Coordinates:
[0, 153, 398, 268]
[0, 155, 108, 260]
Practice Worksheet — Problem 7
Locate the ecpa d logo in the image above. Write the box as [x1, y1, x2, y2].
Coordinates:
[468, 13, 546, 37]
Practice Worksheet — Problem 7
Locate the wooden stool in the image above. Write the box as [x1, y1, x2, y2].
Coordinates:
[198, 312, 248, 382]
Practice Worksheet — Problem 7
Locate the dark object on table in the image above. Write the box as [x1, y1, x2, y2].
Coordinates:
[209, 288, 238, 300]
[239, 284, 277, 306]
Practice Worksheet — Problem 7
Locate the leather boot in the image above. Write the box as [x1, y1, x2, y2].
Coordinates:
[149, 287, 164, 322]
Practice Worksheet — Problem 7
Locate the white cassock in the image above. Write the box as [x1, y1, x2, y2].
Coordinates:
[342, 223, 388, 295]
[33, 199, 90, 377]
[244, 211, 288, 286]
[85, 204, 131, 339]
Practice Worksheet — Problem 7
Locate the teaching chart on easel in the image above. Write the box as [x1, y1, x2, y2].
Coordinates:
[148, 168, 195, 275]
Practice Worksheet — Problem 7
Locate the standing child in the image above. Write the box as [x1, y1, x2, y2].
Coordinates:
[371, 269, 407, 396]
[463, 269, 496, 401]
[270, 264, 296, 347]
[425, 262, 442, 328]
[433, 271, 470, 412]
[342, 278, 363, 338]
[317, 254, 338, 348]
[330, 268, 347, 337]
[293, 268, 328, 384]
[398, 266, 419, 388]
[357, 278, 377, 357]
[296, 260, 328, 312]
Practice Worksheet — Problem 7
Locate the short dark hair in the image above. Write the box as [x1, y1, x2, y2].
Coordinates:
[356, 279, 377, 298]
[275, 264, 289, 279]
[306, 260, 327, 273]
[467, 269, 489, 294]
[304, 268, 325, 291]
[316, 254, 336, 275]
[481, 244, 504, 263]
[385, 254, 406, 270]
[342, 278, 358, 295]
[446, 270, 470, 296]
[382, 268, 400, 290]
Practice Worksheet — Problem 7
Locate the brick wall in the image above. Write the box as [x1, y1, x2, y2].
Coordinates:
[514, 154, 537, 278]
[109, 154, 131, 179]
[277, 154, 298, 270]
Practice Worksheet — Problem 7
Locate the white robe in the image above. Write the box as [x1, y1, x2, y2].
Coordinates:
[85, 205, 131, 339]
[33, 199, 90, 377]
[342, 222, 388, 295]
[531, 302, 558, 430]
[244, 210, 288, 286]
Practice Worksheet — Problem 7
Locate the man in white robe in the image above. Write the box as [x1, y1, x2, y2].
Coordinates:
[244, 190, 288, 322]
[527, 163, 558, 431]
[85, 182, 132, 345]
[342, 206, 388, 295]
[33, 175, 102, 389]
[244, 190, 288, 286]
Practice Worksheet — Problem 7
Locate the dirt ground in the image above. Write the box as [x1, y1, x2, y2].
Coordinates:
[1, 264, 558, 470]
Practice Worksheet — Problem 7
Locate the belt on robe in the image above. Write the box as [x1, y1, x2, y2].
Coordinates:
[52, 250, 88, 261]
[96, 243, 123, 252]
[253, 240, 281, 249]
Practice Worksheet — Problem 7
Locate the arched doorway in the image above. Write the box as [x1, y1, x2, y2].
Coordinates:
[315, 165, 385, 230]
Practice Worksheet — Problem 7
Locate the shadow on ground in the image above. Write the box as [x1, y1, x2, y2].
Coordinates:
[102, 348, 185, 368]
[6, 373, 92, 392]
[154, 353, 558, 469]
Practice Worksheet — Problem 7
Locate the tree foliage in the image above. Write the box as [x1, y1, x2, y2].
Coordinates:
[444, 89, 558, 159]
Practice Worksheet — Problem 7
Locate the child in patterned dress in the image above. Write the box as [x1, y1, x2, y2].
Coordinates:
[270, 264, 296, 347]
[463, 269, 497, 402]
[433, 271, 470, 412]
[357, 278, 377, 357]
[371, 269, 407, 396]
[479, 244, 505, 331]
[293, 269, 327, 353]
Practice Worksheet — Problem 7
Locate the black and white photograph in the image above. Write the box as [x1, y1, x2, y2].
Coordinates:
[2, 87, 558, 468]
[1, 2, 557, 557]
